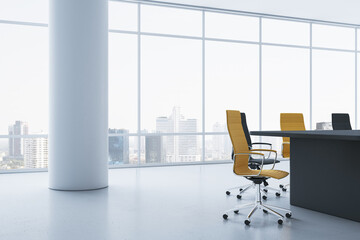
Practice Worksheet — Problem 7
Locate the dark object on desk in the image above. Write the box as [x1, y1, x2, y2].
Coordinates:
[332, 113, 352, 130]
[250, 130, 360, 222]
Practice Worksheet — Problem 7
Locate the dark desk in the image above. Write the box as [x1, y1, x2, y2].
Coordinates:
[250, 130, 360, 222]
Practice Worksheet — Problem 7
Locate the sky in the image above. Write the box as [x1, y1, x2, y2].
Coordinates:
[0, 0, 358, 135]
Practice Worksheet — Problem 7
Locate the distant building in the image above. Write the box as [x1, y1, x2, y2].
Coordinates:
[0, 152, 5, 162]
[145, 135, 163, 163]
[24, 137, 48, 168]
[209, 122, 232, 160]
[8, 121, 28, 158]
[108, 129, 129, 165]
[155, 107, 200, 163]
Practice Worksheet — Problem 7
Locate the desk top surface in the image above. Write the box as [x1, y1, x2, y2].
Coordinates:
[250, 130, 360, 141]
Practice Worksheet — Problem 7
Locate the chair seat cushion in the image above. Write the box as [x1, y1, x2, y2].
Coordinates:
[259, 169, 289, 179]
[233, 168, 289, 180]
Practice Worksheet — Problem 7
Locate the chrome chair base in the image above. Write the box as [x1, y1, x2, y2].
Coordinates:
[279, 183, 290, 192]
[223, 183, 292, 225]
[226, 182, 281, 199]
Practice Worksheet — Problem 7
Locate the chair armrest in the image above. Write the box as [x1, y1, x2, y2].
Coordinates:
[249, 149, 278, 169]
[251, 142, 272, 146]
[250, 149, 277, 153]
[251, 143, 272, 159]
[235, 152, 264, 156]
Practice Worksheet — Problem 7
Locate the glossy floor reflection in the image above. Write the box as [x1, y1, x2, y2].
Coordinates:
[0, 161, 359, 240]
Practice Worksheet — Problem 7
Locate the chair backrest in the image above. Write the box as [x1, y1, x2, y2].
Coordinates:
[280, 113, 305, 158]
[332, 113, 352, 130]
[241, 112, 252, 147]
[231, 112, 252, 160]
[226, 110, 251, 175]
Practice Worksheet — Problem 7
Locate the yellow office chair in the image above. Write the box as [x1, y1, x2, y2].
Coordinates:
[226, 112, 281, 200]
[279, 113, 306, 191]
[223, 110, 292, 225]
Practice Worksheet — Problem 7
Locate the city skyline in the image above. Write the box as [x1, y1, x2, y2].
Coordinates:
[0, 108, 230, 169]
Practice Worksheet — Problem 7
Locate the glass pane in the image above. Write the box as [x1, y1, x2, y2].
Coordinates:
[109, 1, 137, 31]
[205, 12, 259, 41]
[0, 138, 9, 170]
[141, 36, 202, 133]
[0, 0, 48, 23]
[109, 33, 138, 133]
[0, 137, 48, 170]
[262, 19, 309, 46]
[205, 134, 232, 161]
[312, 50, 355, 129]
[262, 46, 310, 130]
[0, 24, 48, 134]
[143, 135, 201, 164]
[312, 24, 355, 50]
[204, 134, 260, 161]
[108, 135, 138, 166]
[358, 29, 360, 51]
[262, 46, 310, 152]
[205, 41, 259, 132]
[141, 5, 202, 37]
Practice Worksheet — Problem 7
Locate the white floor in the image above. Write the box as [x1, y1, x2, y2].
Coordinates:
[0, 161, 359, 240]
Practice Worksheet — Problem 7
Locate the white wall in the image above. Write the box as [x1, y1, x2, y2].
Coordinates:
[145, 0, 360, 25]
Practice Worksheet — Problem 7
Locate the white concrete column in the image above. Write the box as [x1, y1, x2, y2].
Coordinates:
[49, 0, 108, 190]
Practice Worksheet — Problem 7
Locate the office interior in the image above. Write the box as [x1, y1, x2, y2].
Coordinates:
[1, 0, 360, 239]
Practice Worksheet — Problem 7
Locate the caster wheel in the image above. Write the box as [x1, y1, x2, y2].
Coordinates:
[223, 214, 228, 220]
[239, 188, 243, 192]
[263, 209, 268, 214]
[244, 219, 251, 225]
[286, 213, 292, 218]
[263, 189, 268, 193]
[279, 184, 284, 189]
[262, 195, 267, 200]
[237, 195, 242, 199]
[234, 210, 239, 214]
[226, 191, 231, 195]
[282, 188, 287, 192]
[275, 192, 281, 197]
[278, 219, 283, 225]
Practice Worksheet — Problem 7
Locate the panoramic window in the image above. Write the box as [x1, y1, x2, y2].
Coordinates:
[0, 1, 359, 171]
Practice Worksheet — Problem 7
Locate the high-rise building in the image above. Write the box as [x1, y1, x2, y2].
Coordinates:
[155, 107, 200, 163]
[24, 137, 48, 168]
[209, 122, 232, 160]
[8, 121, 28, 158]
[145, 135, 163, 163]
[179, 118, 197, 157]
[108, 129, 129, 165]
